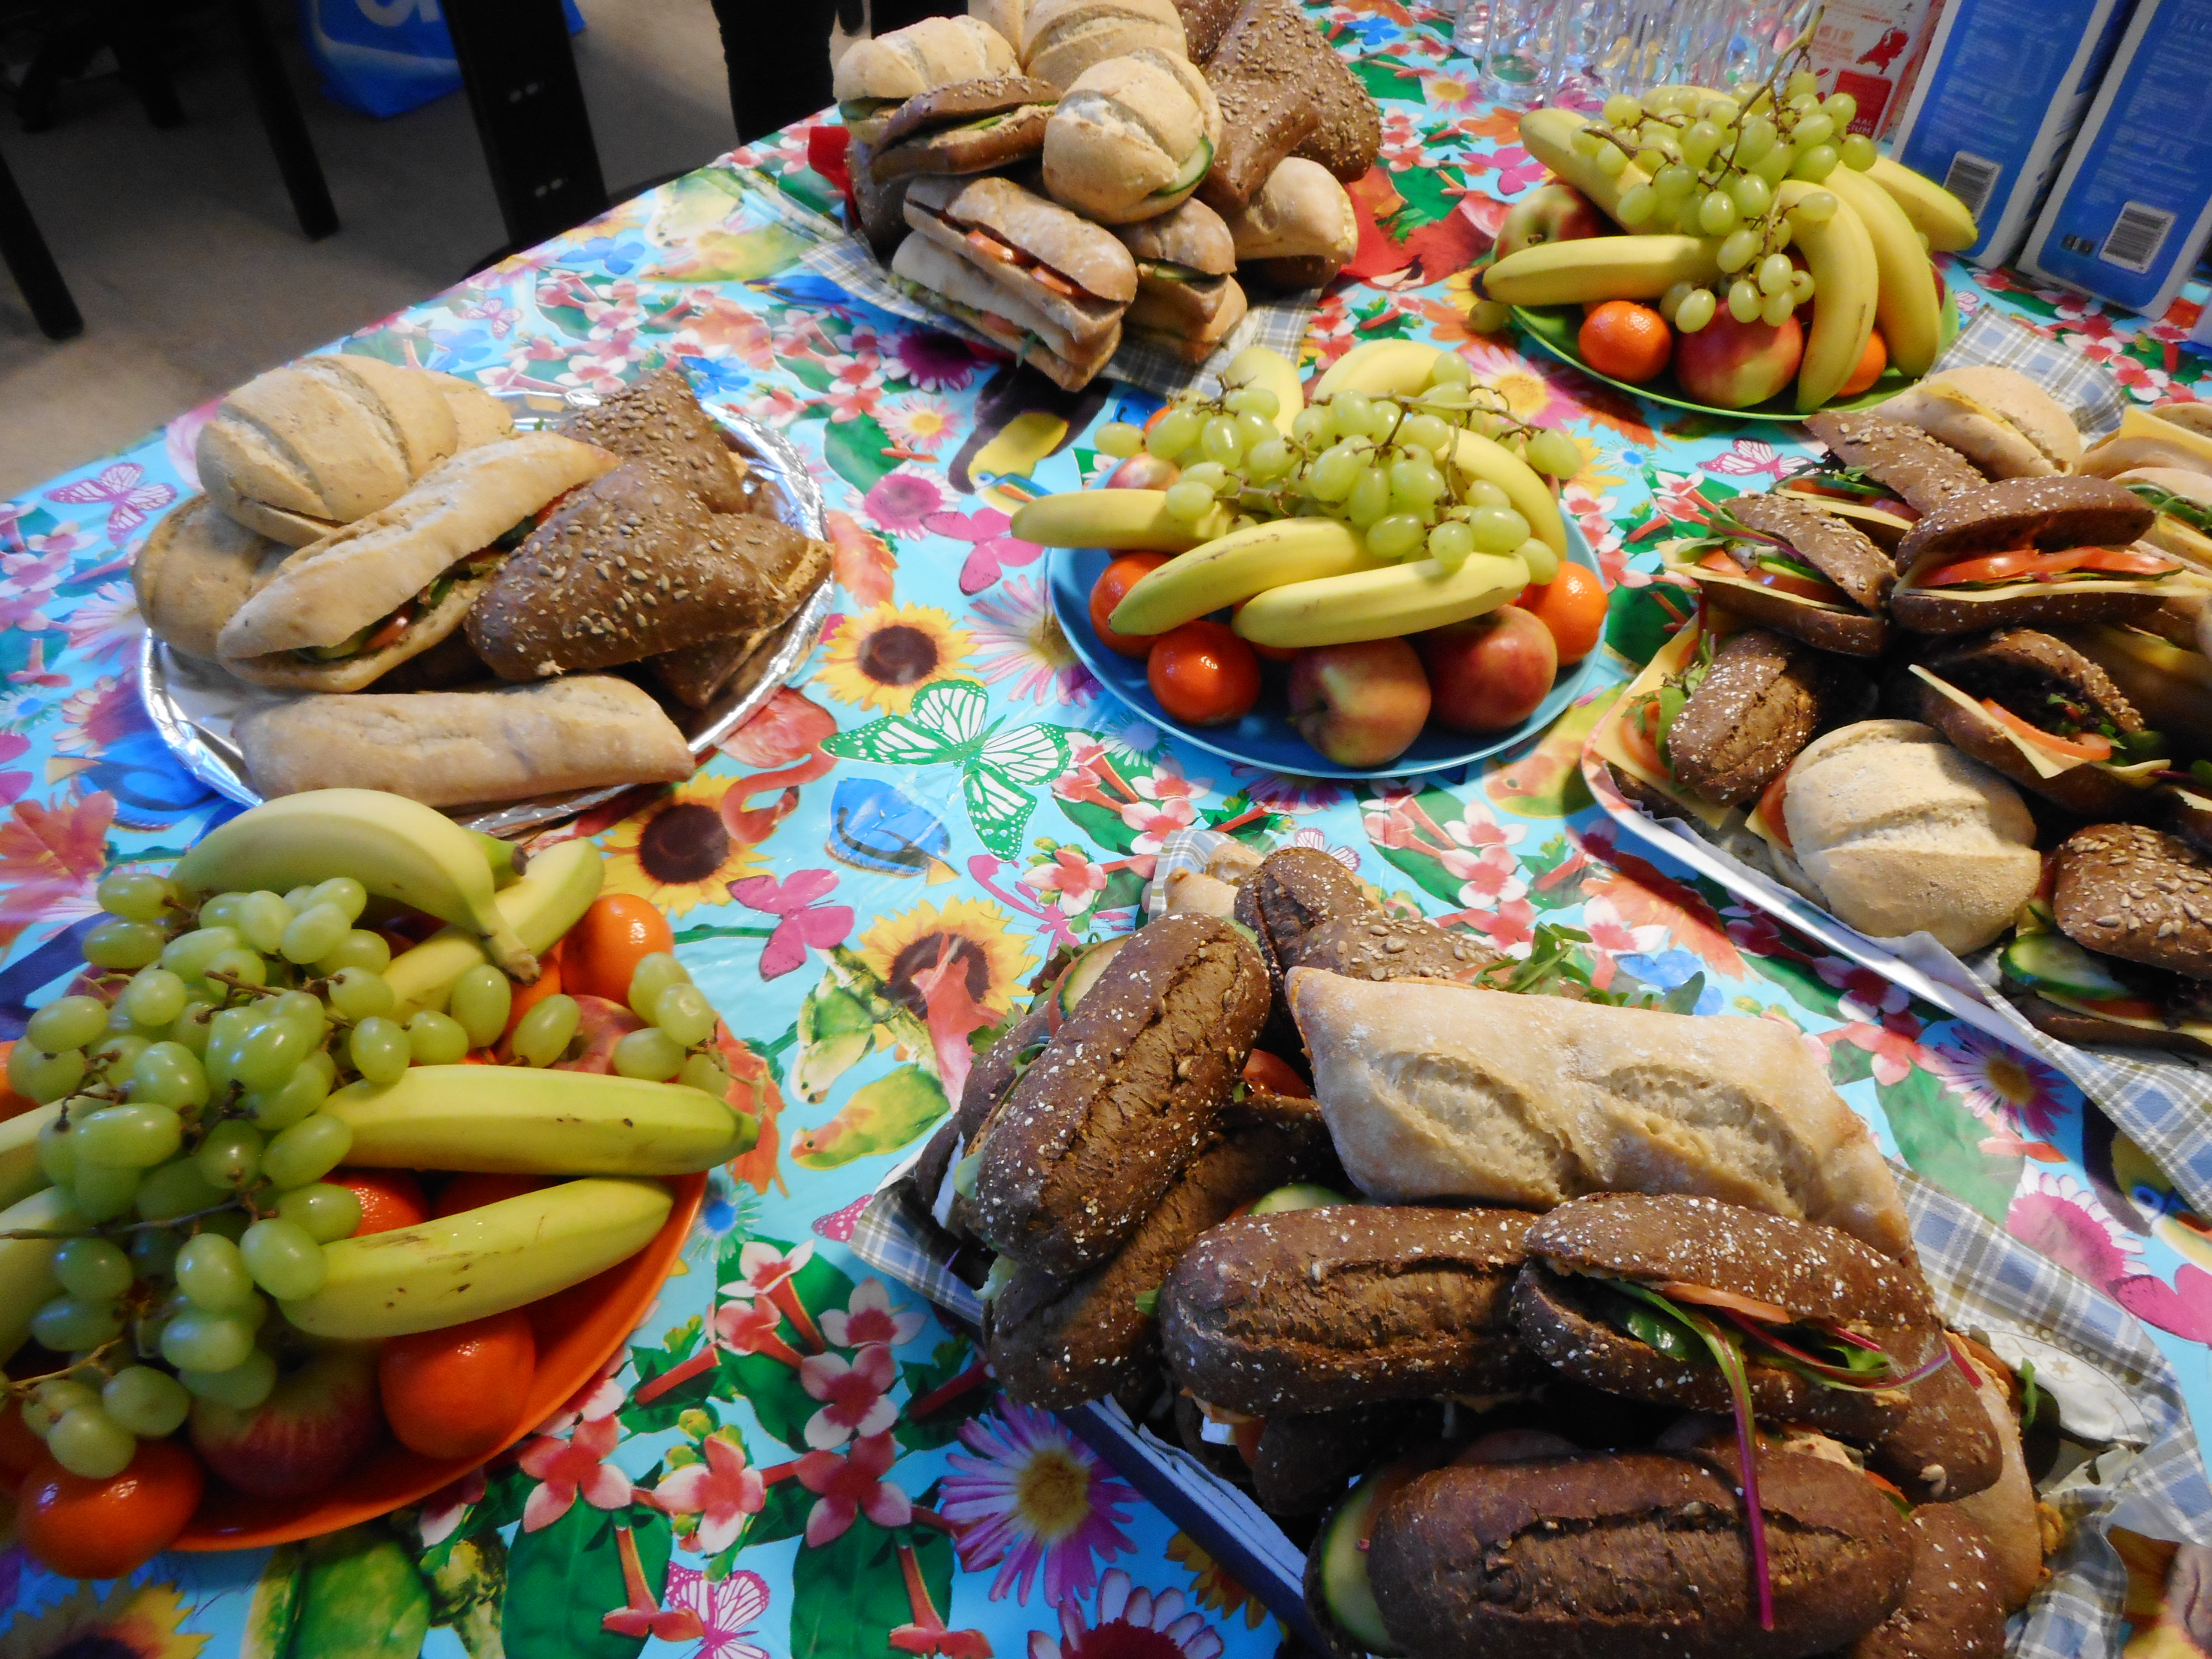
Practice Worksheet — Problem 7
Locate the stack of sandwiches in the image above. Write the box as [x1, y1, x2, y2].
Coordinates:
[1593, 365, 2212, 1053]
[827, 0, 1379, 386]
[138, 359, 830, 812]
[898, 846, 2051, 1658]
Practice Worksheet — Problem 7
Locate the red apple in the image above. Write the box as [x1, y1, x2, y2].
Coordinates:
[191, 1341, 382, 1498]
[1674, 310, 1804, 409]
[1106, 453, 1178, 489]
[1286, 640, 1431, 768]
[1496, 182, 1606, 260]
[1419, 606, 1558, 732]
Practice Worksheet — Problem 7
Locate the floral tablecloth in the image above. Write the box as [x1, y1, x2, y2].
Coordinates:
[6, 6, 2212, 1656]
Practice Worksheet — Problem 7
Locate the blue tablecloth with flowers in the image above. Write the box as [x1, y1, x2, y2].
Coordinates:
[8, 6, 2212, 1655]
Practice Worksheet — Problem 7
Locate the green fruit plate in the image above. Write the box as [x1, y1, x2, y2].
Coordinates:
[1509, 290, 1957, 422]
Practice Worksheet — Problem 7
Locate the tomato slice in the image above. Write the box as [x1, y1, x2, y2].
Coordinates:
[1653, 1282, 1794, 1324]
[1983, 699, 2113, 761]
[2076, 547, 2181, 576]
[1233, 1417, 1267, 1465]
[1752, 567, 1846, 603]
[1755, 768, 1793, 851]
[1919, 548, 2051, 586]
[1030, 266, 1082, 298]
[2076, 997, 2164, 1022]
[1618, 698, 1669, 778]
[363, 605, 413, 654]
[1921, 545, 2180, 586]
[1697, 551, 1741, 573]
[964, 228, 1024, 266]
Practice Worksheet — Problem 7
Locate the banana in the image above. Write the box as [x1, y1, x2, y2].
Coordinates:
[282, 1176, 672, 1338]
[173, 791, 539, 981]
[323, 1064, 754, 1174]
[1233, 553, 1528, 648]
[1008, 489, 1234, 551]
[1483, 234, 1723, 305]
[470, 831, 526, 890]
[1518, 107, 1653, 227]
[0, 1102, 60, 1211]
[1450, 430, 1568, 555]
[1109, 519, 1383, 635]
[1314, 340, 1441, 400]
[1221, 344, 1305, 434]
[1780, 182, 1879, 413]
[1865, 155, 1978, 252]
[1823, 165, 1942, 378]
[383, 838, 605, 1013]
[0, 1187, 86, 1363]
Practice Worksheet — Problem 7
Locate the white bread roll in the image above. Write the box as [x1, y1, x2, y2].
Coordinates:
[1781, 720, 2042, 953]
[1021, 0, 1186, 91]
[198, 356, 478, 546]
[423, 371, 517, 450]
[833, 15, 1015, 103]
[218, 432, 618, 662]
[1042, 49, 1221, 224]
[1288, 970, 1916, 1263]
[134, 495, 290, 662]
[1220, 156, 1358, 287]
[236, 677, 694, 808]
[1870, 365, 2082, 478]
[969, 0, 1028, 52]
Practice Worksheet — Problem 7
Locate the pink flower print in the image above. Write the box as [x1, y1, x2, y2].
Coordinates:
[714, 1294, 807, 1370]
[417, 1465, 486, 1548]
[1461, 896, 1538, 954]
[923, 507, 1044, 596]
[730, 869, 854, 979]
[519, 1413, 634, 1531]
[61, 582, 143, 670]
[1491, 144, 1549, 195]
[664, 1566, 773, 1659]
[1581, 894, 1667, 957]
[746, 383, 812, 431]
[1233, 769, 1343, 814]
[1120, 770, 1204, 852]
[56, 675, 141, 758]
[0, 501, 31, 553]
[650, 1435, 768, 1553]
[800, 1343, 899, 1448]
[1921, 1024, 2070, 1142]
[537, 1359, 628, 1436]
[896, 329, 983, 391]
[1443, 803, 1525, 853]
[1379, 110, 1427, 171]
[1815, 957, 1911, 1021]
[1440, 841, 1526, 908]
[2010, 1170, 2143, 1291]
[723, 1237, 814, 1302]
[795, 1430, 911, 1545]
[1287, 826, 1360, 870]
[1028, 1570, 1224, 1659]
[46, 463, 175, 541]
[1021, 847, 1110, 916]
[821, 349, 887, 417]
[1827, 1021, 1920, 1087]
[2113, 1263, 2212, 1344]
[820, 1277, 927, 1350]
[942, 1400, 1136, 1606]
[866, 471, 947, 534]
[559, 346, 632, 394]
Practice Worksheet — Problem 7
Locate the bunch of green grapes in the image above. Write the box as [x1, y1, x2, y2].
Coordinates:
[1092, 357, 1580, 577]
[1572, 65, 1880, 333]
[3, 872, 723, 1480]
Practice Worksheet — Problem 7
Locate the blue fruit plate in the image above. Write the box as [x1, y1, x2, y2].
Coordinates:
[1046, 517, 1605, 781]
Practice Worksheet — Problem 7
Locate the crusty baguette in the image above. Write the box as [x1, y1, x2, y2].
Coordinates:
[135, 495, 291, 663]
[424, 371, 517, 451]
[834, 14, 1017, 102]
[234, 676, 693, 807]
[1289, 970, 1917, 1262]
[218, 433, 618, 660]
[225, 574, 495, 693]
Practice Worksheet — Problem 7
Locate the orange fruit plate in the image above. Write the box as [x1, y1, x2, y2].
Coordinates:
[172, 1171, 706, 1550]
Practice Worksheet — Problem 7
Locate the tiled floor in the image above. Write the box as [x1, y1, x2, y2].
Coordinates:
[0, 0, 751, 498]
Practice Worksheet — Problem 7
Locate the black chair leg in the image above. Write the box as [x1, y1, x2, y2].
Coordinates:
[0, 142, 82, 340]
[225, 0, 338, 241]
[109, 0, 188, 128]
[444, 0, 609, 255]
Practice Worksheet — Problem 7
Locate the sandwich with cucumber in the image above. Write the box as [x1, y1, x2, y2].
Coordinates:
[1111, 197, 1247, 363]
[1668, 489, 1897, 656]
[2003, 821, 2212, 1055]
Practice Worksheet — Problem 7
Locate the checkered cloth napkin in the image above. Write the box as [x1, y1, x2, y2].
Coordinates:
[1934, 303, 2132, 440]
[738, 167, 1318, 400]
[854, 828, 2212, 1659]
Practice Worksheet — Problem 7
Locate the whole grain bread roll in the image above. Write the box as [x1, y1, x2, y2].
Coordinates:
[966, 914, 1267, 1275]
[559, 365, 750, 514]
[1201, 0, 1378, 181]
[134, 495, 291, 663]
[2053, 822, 2212, 982]
[1158, 1203, 1537, 1413]
[198, 356, 481, 546]
[983, 1115, 1328, 1407]
[1251, 1401, 1437, 1515]
[1368, 1449, 1915, 1659]
[1863, 1354, 2004, 1504]
[234, 677, 693, 807]
[1850, 1504, 2007, 1659]
[1233, 846, 1373, 1058]
[1289, 971, 1917, 1263]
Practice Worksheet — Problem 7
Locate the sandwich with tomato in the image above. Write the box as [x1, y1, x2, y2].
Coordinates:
[1909, 628, 2170, 817]
[2002, 822, 2212, 1056]
[1592, 615, 1861, 833]
[891, 175, 1136, 390]
[2112, 465, 2212, 575]
[1667, 489, 1896, 656]
[1890, 475, 2183, 635]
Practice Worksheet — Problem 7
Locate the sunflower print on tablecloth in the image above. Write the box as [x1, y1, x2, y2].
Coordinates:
[817, 602, 973, 716]
[601, 774, 769, 918]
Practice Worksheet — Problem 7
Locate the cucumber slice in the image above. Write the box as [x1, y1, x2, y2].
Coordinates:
[1316, 1476, 1403, 1656]
[2002, 933, 2135, 1002]
[1248, 1182, 1352, 1215]
[1152, 136, 1214, 198]
[838, 97, 901, 122]
[1059, 936, 1127, 1012]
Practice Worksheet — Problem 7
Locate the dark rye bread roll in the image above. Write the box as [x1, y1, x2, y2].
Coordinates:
[559, 365, 750, 513]
[1287, 910, 1503, 985]
[1515, 1195, 1948, 1449]
[1667, 628, 1835, 804]
[1863, 1351, 2005, 1504]
[982, 1115, 1328, 1407]
[1234, 846, 1373, 1058]
[1849, 1505, 2006, 1659]
[1893, 475, 2162, 634]
[1158, 1204, 1537, 1413]
[2053, 823, 2212, 982]
[1803, 411, 1989, 516]
[1368, 1449, 1914, 1659]
[967, 914, 1267, 1275]
[1252, 1401, 1438, 1515]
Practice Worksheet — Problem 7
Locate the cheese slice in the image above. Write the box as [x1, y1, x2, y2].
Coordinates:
[1587, 621, 1738, 831]
[1909, 665, 2167, 787]
[1662, 543, 1861, 617]
[1777, 490, 1917, 542]
[2080, 406, 2212, 480]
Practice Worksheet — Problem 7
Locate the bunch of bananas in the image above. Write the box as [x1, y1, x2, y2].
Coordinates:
[0, 789, 754, 1487]
[1484, 77, 1977, 412]
[1014, 341, 1574, 648]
